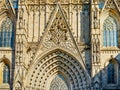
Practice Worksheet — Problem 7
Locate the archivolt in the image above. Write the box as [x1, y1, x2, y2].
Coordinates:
[25, 50, 91, 90]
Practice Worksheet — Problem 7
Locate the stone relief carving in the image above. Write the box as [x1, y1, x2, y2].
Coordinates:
[42, 10, 78, 54]
[105, 0, 116, 9]
[48, 0, 69, 3]
[27, 0, 89, 4]
[49, 25, 67, 44]
[116, 0, 120, 9]
[50, 74, 68, 90]
[73, 5, 82, 11]
[26, 43, 38, 67]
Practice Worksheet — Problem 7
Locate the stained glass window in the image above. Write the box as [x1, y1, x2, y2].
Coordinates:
[99, 2, 104, 9]
[107, 63, 116, 84]
[103, 16, 118, 47]
[0, 18, 14, 48]
[3, 64, 10, 83]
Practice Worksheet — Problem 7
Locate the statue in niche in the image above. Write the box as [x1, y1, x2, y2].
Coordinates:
[19, 8, 24, 28]
[93, 7, 99, 29]
[94, 18, 99, 29]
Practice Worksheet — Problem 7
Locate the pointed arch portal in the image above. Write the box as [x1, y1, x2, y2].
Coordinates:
[25, 49, 91, 90]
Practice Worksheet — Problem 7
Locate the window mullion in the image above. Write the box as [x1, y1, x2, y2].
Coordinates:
[114, 30, 116, 46]
[116, 30, 118, 47]
[109, 30, 111, 46]
[106, 30, 109, 47]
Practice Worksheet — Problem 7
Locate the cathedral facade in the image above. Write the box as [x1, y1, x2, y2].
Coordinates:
[0, 0, 120, 90]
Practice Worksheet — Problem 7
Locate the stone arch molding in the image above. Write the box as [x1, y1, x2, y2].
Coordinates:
[25, 49, 91, 90]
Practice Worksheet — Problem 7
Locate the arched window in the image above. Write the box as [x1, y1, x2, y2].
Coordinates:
[3, 64, 10, 83]
[107, 62, 116, 84]
[103, 16, 118, 47]
[0, 18, 14, 48]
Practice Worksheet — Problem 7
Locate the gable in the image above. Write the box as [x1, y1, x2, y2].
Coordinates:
[31, 3, 86, 69]
[102, 0, 120, 12]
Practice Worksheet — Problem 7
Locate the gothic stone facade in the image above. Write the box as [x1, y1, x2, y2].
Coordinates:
[0, 0, 120, 90]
